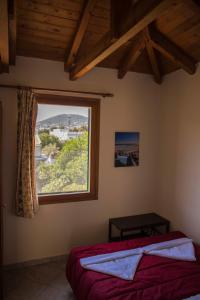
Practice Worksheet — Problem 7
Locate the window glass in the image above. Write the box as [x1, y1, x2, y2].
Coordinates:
[35, 104, 90, 195]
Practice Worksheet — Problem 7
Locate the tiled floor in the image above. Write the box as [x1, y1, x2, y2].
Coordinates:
[3, 257, 75, 300]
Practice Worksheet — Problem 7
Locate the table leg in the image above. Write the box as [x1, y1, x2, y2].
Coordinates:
[166, 222, 170, 233]
[120, 230, 123, 241]
[109, 221, 112, 242]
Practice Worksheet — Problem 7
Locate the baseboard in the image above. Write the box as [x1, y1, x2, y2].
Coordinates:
[3, 254, 68, 270]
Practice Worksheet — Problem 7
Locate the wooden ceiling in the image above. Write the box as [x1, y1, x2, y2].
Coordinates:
[0, 0, 200, 83]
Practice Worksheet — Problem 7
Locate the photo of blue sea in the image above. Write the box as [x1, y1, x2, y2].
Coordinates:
[115, 132, 139, 167]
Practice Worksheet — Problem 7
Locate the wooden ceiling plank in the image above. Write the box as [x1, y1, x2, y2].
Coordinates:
[110, 0, 121, 39]
[18, 27, 71, 42]
[193, 0, 200, 6]
[17, 40, 66, 54]
[18, 19, 75, 38]
[18, 1, 81, 21]
[18, 8, 108, 34]
[18, 9, 77, 29]
[18, 0, 83, 13]
[8, 0, 16, 65]
[65, 0, 97, 70]
[111, 0, 133, 39]
[17, 41, 65, 62]
[0, 0, 9, 72]
[144, 27, 162, 83]
[70, 0, 177, 80]
[150, 27, 196, 74]
[92, 6, 110, 19]
[118, 35, 145, 79]
[17, 36, 68, 49]
[17, 48, 64, 62]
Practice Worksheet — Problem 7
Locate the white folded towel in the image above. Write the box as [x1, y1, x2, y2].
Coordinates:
[80, 238, 196, 280]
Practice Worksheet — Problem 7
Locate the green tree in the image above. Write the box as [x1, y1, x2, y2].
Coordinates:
[38, 129, 49, 135]
[37, 132, 88, 193]
[39, 132, 63, 150]
[56, 132, 88, 168]
[42, 143, 58, 157]
[79, 125, 88, 132]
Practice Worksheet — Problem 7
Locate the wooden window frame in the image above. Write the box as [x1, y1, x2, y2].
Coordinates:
[35, 94, 100, 205]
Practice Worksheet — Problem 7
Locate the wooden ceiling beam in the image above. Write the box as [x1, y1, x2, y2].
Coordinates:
[8, 0, 16, 65]
[144, 27, 162, 84]
[119, 0, 176, 37]
[64, 0, 97, 71]
[118, 34, 145, 79]
[149, 27, 196, 75]
[70, 0, 177, 80]
[146, 43, 162, 84]
[0, 0, 9, 72]
[70, 31, 115, 80]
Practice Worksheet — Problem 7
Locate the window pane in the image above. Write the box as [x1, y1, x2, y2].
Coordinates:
[35, 104, 90, 195]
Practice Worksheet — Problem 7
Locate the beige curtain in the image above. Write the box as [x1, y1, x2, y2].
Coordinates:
[16, 88, 39, 218]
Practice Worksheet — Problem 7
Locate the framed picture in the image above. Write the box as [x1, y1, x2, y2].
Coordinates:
[115, 132, 140, 167]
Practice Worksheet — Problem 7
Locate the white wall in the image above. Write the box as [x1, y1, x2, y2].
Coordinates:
[157, 67, 200, 243]
[0, 57, 161, 265]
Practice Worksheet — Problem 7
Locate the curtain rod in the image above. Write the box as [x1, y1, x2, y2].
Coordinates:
[0, 84, 114, 98]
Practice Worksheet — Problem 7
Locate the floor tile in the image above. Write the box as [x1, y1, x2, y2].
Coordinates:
[3, 259, 75, 300]
[36, 285, 75, 300]
[24, 261, 61, 284]
[3, 268, 29, 297]
[4, 278, 47, 300]
[49, 269, 69, 290]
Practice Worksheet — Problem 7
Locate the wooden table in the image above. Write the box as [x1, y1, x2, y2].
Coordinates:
[109, 213, 170, 242]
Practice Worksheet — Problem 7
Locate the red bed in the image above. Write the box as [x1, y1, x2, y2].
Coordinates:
[66, 231, 200, 300]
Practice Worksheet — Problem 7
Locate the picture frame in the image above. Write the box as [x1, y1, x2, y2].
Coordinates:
[115, 132, 140, 167]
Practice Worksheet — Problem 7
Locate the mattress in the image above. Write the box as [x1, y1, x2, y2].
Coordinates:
[66, 231, 200, 300]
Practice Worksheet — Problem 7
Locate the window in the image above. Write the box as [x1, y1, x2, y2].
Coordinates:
[35, 94, 100, 204]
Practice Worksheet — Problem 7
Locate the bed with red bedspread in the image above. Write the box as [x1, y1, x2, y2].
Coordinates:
[66, 231, 200, 300]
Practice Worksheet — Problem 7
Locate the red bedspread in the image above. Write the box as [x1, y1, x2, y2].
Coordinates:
[66, 231, 200, 300]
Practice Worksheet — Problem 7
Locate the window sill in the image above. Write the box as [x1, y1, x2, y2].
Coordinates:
[38, 191, 98, 204]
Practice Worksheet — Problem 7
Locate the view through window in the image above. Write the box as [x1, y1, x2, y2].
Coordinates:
[35, 104, 90, 195]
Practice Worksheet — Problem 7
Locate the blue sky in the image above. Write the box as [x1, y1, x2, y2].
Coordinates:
[37, 104, 89, 122]
[115, 132, 139, 145]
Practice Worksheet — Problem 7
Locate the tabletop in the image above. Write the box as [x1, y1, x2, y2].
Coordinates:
[109, 213, 169, 231]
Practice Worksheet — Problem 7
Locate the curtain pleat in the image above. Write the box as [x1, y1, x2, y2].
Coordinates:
[16, 88, 39, 218]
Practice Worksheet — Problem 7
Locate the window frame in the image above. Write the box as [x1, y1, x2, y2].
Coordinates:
[35, 94, 100, 205]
